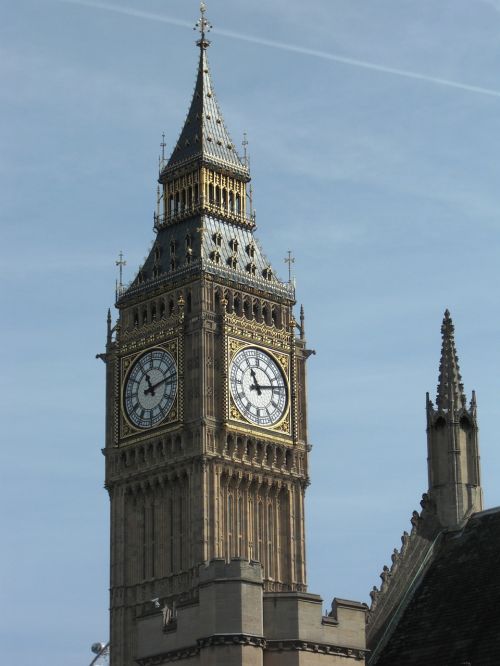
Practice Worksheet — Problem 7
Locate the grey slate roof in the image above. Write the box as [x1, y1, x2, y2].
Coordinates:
[371, 508, 500, 666]
[120, 213, 293, 303]
[163, 46, 249, 180]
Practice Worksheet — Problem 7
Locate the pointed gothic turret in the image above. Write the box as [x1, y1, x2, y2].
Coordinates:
[426, 310, 483, 528]
[436, 309, 466, 411]
[162, 41, 249, 180]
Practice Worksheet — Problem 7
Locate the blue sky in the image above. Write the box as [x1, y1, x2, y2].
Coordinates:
[2, 1, 500, 663]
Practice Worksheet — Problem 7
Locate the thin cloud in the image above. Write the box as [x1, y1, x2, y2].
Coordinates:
[55, 0, 500, 99]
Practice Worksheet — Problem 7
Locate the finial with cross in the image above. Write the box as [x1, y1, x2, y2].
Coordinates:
[160, 132, 166, 162]
[116, 251, 127, 291]
[242, 132, 249, 167]
[194, 2, 212, 48]
[284, 250, 295, 283]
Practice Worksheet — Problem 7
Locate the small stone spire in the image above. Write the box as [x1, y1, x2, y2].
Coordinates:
[426, 310, 483, 528]
[436, 309, 466, 411]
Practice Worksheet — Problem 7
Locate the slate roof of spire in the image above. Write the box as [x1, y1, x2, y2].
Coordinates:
[436, 309, 466, 411]
[371, 508, 500, 666]
[163, 45, 249, 180]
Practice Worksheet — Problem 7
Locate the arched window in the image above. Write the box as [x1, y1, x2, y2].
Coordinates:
[243, 299, 251, 319]
[209, 183, 215, 203]
[229, 191, 234, 212]
[228, 494, 234, 556]
[222, 188, 228, 208]
[235, 193, 241, 214]
[175, 191, 180, 214]
[215, 185, 221, 206]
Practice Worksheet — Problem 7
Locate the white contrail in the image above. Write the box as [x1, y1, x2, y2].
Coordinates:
[55, 0, 500, 100]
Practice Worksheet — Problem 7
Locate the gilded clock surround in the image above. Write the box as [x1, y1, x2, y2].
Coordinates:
[227, 338, 291, 434]
[120, 338, 180, 440]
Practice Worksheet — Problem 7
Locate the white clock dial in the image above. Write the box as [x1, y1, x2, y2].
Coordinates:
[124, 349, 177, 429]
[229, 347, 288, 427]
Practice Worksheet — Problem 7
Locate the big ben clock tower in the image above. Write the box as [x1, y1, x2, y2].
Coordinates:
[102, 6, 367, 665]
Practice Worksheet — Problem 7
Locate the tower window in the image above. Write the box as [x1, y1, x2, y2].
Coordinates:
[228, 256, 237, 269]
[246, 262, 256, 276]
[246, 243, 255, 258]
[170, 239, 176, 255]
[213, 232, 222, 246]
[185, 233, 192, 249]
[262, 267, 273, 280]
[210, 250, 221, 264]
[229, 238, 238, 252]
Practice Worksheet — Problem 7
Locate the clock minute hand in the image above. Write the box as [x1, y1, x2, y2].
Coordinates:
[144, 375, 175, 396]
[255, 385, 285, 390]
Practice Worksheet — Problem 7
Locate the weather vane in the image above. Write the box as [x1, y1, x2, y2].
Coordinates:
[194, 2, 212, 47]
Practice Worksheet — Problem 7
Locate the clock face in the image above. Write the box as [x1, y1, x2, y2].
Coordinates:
[229, 347, 288, 427]
[124, 349, 177, 429]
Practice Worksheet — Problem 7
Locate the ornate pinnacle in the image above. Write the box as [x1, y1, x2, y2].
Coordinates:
[194, 2, 212, 49]
[436, 309, 466, 411]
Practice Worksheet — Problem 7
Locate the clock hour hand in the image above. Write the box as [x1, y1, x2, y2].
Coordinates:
[249, 368, 262, 396]
[144, 374, 155, 396]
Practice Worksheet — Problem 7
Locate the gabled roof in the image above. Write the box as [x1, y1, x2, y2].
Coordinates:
[162, 45, 249, 180]
[372, 508, 500, 666]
